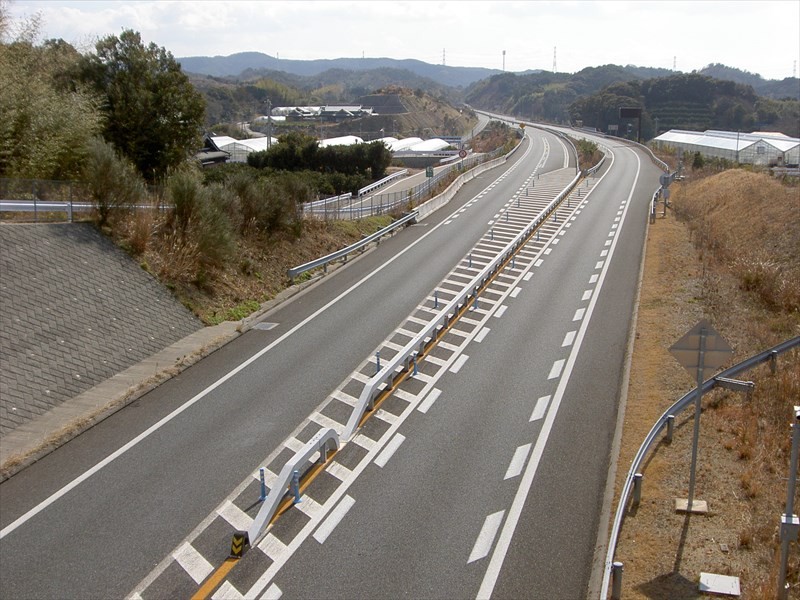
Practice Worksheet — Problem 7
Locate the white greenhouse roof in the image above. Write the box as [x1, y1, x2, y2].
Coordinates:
[387, 137, 423, 152]
[406, 138, 451, 152]
[655, 129, 799, 153]
[318, 135, 364, 147]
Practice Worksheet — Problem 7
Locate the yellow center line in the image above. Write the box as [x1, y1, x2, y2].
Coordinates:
[190, 450, 337, 600]
[191, 558, 238, 600]
[189, 186, 581, 600]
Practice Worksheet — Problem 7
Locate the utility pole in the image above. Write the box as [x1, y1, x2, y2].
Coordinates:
[502, 50, 506, 71]
[268, 101, 273, 150]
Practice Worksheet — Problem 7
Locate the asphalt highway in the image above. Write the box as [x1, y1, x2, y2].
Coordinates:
[0, 127, 614, 599]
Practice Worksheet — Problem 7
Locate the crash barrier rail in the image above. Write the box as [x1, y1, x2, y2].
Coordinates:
[0, 178, 168, 223]
[342, 169, 582, 441]
[243, 428, 340, 548]
[600, 336, 800, 599]
[287, 211, 418, 282]
[287, 133, 527, 279]
[309, 146, 509, 221]
[357, 170, 408, 197]
[302, 192, 352, 216]
[415, 137, 523, 221]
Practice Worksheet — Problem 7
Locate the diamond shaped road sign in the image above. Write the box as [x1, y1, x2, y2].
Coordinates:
[669, 318, 733, 375]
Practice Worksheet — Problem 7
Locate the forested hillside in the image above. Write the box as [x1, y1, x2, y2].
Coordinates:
[466, 64, 799, 139]
[569, 73, 800, 138]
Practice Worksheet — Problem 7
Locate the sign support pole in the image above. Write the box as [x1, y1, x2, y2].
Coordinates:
[686, 327, 706, 511]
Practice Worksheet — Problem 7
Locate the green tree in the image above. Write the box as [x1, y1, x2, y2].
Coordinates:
[77, 29, 205, 182]
[0, 5, 101, 179]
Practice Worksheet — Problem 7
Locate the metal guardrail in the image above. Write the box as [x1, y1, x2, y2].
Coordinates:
[287, 211, 418, 281]
[357, 170, 408, 197]
[288, 135, 527, 279]
[600, 336, 800, 599]
[342, 170, 582, 441]
[244, 428, 340, 548]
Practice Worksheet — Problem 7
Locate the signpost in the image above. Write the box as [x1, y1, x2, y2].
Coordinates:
[669, 319, 733, 513]
[425, 166, 434, 197]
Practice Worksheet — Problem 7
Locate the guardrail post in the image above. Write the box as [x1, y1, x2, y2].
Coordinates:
[259, 467, 267, 501]
[469, 254, 472, 268]
[490, 229, 493, 241]
[413, 353, 418, 376]
[778, 406, 800, 600]
[434, 290, 439, 309]
[632, 473, 643, 507]
[537, 229, 540, 241]
[611, 562, 623, 600]
[665, 414, 675, 443]
[553, 210, 558, 223]
[770, 350, 778, 374]
[291, 469, 302, 504]
[376, 351, 381, 374]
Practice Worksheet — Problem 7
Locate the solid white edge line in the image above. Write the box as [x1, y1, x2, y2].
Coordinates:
[313, 495, 356, 545]
[476, 145, 641, 600]
[1, 148, 527, 541]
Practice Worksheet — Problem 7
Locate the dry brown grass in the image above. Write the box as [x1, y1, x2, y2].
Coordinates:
[109, 212, 394, 324]
[613, 168, 800, 599]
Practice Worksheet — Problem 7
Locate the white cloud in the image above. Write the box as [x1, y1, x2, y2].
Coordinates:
[8, 0, 800, 79]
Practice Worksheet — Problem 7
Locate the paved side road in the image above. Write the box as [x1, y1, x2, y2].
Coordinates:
[0, 223, 204, 473]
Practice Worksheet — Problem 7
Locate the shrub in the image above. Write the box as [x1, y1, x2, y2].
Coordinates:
[83, 137, 145, 227]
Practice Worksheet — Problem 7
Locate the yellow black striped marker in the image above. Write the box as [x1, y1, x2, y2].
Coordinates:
[230, 531, 249, 559]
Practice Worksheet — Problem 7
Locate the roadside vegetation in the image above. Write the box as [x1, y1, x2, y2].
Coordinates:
[614, 165, 799, 598]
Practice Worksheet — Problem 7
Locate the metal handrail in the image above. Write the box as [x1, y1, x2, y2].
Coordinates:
[600, 336, 800, 598]
[342, 170, 582, 440]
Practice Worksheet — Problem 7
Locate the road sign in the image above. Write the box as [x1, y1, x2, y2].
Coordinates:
[519, 123, 525, 129]
[458, 149, 467, 158]
[425, 166, 434, 177]
[669, 319, 732, 375]
[660, 173, 672, 187]
[669, 319, 733, 512]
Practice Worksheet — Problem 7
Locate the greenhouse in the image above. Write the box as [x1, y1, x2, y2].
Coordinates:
[652, 129, 800, 167]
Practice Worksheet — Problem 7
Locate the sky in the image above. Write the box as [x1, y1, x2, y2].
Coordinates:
[6, 0, 800, 81]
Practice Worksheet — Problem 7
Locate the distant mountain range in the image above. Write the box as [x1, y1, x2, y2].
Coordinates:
[178, 52, 535, 88]
[178, 52, 798, 101]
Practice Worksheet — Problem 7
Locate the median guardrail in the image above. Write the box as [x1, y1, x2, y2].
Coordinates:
[241, 427, 340, 549]
[342, 170, 582, 441]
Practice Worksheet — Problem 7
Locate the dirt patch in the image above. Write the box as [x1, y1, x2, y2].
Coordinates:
[611, 169, 800, 599]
